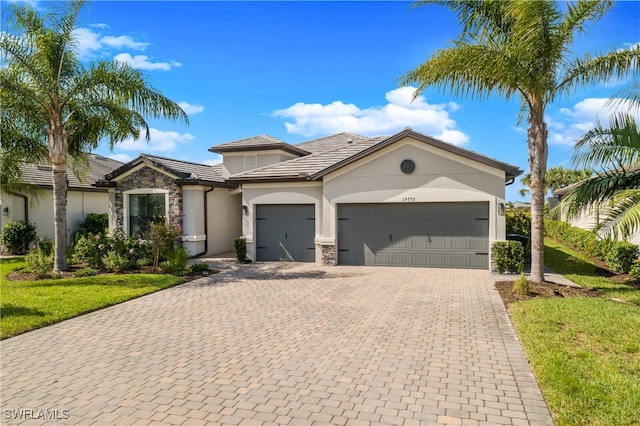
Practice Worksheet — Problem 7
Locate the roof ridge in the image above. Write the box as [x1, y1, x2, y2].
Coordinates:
[141, 153, 217, 168]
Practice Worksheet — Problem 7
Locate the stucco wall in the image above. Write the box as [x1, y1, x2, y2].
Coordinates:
[322, 139, 507, 246]
[222, 150, 299, 176]
[0, 188, 108, 242]
[206, 189, 242, 255]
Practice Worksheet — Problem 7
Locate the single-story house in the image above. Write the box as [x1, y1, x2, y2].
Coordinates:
[97, 128, 522, 269]
[0, 154, 123, 242]
[552, 184, 640, 246]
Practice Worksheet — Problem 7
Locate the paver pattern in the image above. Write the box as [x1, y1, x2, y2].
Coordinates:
[1, 261, 553, 425]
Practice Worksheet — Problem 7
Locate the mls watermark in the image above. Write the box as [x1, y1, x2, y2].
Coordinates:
[3, 408, 70, 420]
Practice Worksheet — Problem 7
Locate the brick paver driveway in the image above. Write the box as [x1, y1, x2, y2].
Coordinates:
[1, 262, 553, 425]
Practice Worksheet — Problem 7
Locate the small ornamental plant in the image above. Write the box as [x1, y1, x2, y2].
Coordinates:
[512, 273, 531, 296]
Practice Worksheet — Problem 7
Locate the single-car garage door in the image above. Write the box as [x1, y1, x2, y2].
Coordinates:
[338, 202, 489, 269]
[256, 204, 315, 262]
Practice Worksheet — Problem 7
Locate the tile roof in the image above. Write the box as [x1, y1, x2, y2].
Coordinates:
[230, 129, 522, 182]
[229, 138, 384, 182]
[209, 134, 310, 156]
[19, 154, 123, 191]
[103, 154, 228, 185]
[295, 132, 385, 153]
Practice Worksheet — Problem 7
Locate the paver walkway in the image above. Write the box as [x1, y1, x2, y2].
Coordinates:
[1, 262, 553, 425]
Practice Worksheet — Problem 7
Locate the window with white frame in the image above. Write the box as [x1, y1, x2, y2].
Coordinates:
[129, 193, 166, 236]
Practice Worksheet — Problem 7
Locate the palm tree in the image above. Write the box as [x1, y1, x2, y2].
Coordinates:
[518, 166, 592, 198]
[400, 0, 639, 282]
[557, 82, 640, 240]
[1, 0, 188, 271]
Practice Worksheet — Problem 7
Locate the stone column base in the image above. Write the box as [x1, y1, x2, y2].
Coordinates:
[321, 244, 336, 266]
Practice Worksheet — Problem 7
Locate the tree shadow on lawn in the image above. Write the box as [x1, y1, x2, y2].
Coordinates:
[1, 304, 46, 318]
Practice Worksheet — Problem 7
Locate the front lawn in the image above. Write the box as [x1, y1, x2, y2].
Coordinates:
[506, 240, 640, 425]
[0, 257, 184, 339]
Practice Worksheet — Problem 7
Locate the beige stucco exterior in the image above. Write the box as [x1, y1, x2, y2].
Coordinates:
[222, 150, 299, 177]
[239, 136, 508, 268]
[0, 188, 109, 242]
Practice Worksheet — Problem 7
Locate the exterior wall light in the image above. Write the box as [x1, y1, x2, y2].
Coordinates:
[242, 205, 248, 215]
[498, 202, 505, 216]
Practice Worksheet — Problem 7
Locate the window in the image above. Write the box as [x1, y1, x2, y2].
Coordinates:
[129, 194, 166, 236]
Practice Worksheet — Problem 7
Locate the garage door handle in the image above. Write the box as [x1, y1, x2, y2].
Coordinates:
[475, 252, 488, 255]
[258, 246, 267, 249]
[390, 234, 392, 242]
[428, 235, 432, 243]
[285, 233, 287, 240]
[338, 249, 349, 252]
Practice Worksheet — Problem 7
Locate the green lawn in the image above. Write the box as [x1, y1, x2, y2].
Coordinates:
[0, 257, 184, 339]
[508, 240, 640, 425]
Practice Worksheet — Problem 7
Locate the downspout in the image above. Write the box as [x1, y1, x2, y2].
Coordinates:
[194, 187, 214, 257]
[505, 177, 515, 186]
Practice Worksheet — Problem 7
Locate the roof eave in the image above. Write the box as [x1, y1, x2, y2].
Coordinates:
[228, 175, 312, 184]
[209, 144, 310, 156]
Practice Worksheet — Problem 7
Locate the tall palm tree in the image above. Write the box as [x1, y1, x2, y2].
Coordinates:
[1, 0, 188, 271]
[557, 82, 640, 240]
[400, 0, 639, 282]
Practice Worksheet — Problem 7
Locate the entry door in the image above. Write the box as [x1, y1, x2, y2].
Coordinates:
[256, 204, 315, 261]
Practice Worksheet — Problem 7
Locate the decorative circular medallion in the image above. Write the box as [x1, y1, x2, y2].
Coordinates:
[400, 159, 415, 174]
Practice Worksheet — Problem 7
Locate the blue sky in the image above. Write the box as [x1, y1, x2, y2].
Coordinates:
[12, 1, 640, 200]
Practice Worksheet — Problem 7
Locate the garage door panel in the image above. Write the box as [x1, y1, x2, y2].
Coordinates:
[338, 202, 489, 269]
[256, 204, 315, 262]
[451, 237, 469, 250]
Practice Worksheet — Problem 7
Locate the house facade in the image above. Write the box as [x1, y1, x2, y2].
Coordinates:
[99, 128, 522, 269]
[0, 154, 123, 242]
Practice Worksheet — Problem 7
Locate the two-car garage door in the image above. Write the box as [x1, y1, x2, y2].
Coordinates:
[337, 202, 489, 269]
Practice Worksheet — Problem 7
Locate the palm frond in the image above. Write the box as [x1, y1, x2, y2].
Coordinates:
[595, 189, 640, 240]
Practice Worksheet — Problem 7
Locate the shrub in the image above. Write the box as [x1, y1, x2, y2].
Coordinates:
[0, 221, 37, 255]
[148, 221, 183, 268]
[592, 239, 615, 261]
[71, 233, 108, 268]
[35, 236, 53, 257]
[544, 219, 569, 241]
[160, 245, 190, 275]
[506, 208, 531, 237]
[563, 226, 597, 253]
[190, 262, 210, 272]
[234, 237, 247, 263]
[80, 213, 108, 235]
[102, 251, 130, 272]
[25, 247, 53, 278]
[604, 242, 639, 274]
[630, 261, 640, 280]
[74, 267, 98, 277]
[512, 273, 531, 296]
[492, 241, 524, 274]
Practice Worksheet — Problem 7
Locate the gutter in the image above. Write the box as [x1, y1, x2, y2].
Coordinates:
[505, 177, 515, 186]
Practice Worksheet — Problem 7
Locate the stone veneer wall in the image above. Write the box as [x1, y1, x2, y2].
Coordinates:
[113, 167, 182, 233]
[321, 244, 336, 266]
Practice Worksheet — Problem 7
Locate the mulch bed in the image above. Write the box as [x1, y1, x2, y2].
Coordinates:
[3, 266, 219, 282]
[495, 280, 601, 306]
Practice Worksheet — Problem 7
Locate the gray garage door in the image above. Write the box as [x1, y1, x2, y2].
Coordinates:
[256, 204, 315, 262]
[338, 202, 489, 269]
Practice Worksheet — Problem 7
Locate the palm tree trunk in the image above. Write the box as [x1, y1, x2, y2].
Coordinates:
[528, 115, 548, 283]
[49, 128, 69, 272]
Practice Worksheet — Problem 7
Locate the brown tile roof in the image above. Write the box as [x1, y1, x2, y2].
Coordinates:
[295, 132, 386, 153]
[19, 154, 123, 191]
[209, 134, 310, 156]
[230, 129, 522, 183]
[103, 154, 229, 186]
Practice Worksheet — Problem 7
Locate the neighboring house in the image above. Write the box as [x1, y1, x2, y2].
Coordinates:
[552, 185, 640, 246]
[99, 128, 522, 269]
[0, 154, 123, 242]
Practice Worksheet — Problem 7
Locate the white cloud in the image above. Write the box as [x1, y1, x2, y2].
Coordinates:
[107, 153, 133, 163]
[113, 53, 181, 71]
[91, 23, 110, 29]
[178, 101, 205, 115]
[203, 156, 222, 166]
[100, 35, 149, 50]
[273, 86, 469, 145]
[549, 97, 640, 146]
[73, 27, 103, 60]
[117, 128, 195, 152]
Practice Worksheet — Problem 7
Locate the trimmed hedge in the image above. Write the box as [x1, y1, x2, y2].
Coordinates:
[492, 241, 524, 274]
[545, 219, 639, 274]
